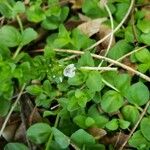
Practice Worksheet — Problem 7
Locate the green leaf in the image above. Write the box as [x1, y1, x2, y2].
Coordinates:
[121, 105, 140, 126]
[101, 90, 124, 113]
[0, 3, 12, 18]
[87, 144, 105, 150]
[129, 130, 150, 149]
[135, 48, 150, 63]
[71, 129, 95, 147]
[43, 80, 52, 96]
[26, 6, 45, 23]
[20, 28, 38, 46]
[127, 82, 149, 106]
[82, 0, 106, 18]
[86, 71, 103, 92]
[141, 32, 150, 45]
[138, 63, 150, 73]
[12, 1, 25, 16]
[4, 143, 28, 150]
[105, 119, 119, 131]
[0, 25, 21, 47]
[0, 43, 11, 59]
[53, 24, 71, 48]
[44, 45, 55, 59]
[85, 117, 95, 127]
[113, 73, 131, 96]
[26, 85, 42, 96]
[78, 51, 94, 67]
[73, 115, 87, 129]
[141, 117, 150, 141]
[88, 105, 109, 127]
[35, 93, 50, 108]
[137, 19, 150, 33]
[27, 123, 51, 144]
[68, 72, 85, 86]
[0, 99, 10, 116]
[134, 48, 150, 73]
[52, 127, 70, 149]
[108, 40, 133, 60]
[67, 97, 79, 112]
[72, 29, 95, 50]
[118, 119, 130, 129]
[41, 17, 59, 30]
[115, 2, 130, 22]
[124, 26, 135, 42]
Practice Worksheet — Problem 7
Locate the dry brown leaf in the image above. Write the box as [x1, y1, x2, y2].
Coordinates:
[65, 20, 84, 30]
[70, 0, 84, 9]
[122, 57, 137, 76]
[101, 132, 129, 149]
[98, 24, 115, 50]
[2, 124, 19, 141]
[78, 13, 91, 22]
[88, 127, 107, 140]
[77, 18, 107, 37]
[142, 7, 150, 20]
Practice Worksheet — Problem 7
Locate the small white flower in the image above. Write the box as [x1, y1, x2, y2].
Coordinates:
[63, 64, 76, 78]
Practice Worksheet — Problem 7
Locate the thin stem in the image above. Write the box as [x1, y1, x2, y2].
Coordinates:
[119, 100, 150, 150]
[106, 46, 147, 68]
[80, 66, 117, 71]
[98, 1, 114, 67]
[102, 78, 120, 92]
[4, 1, 23, 33]
[131, 8, 138, 44]
[85, 0, 135, 51]
[16, 15, 24, 33]
[54, 48, 150, 82]
[61, 55, 78, 61]
[45, 115, 60, 150]
[0, 83, 26, 137]
[13, 46, 22, 59]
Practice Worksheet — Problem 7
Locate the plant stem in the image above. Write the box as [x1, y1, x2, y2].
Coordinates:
[16, 15, 24, 33]
[4, 1, 23, 33]
[119, 100, 150, 150]
[45, 115, 60, 150]
[80, 66, 117, 71]
[102, 78, 120, 92]
[98, 1, 114, 67]
[0, 83, 26, 137]
[13, 45, 22, 59]
[85, 0, 135, 51]
[106, 46, 147, 68]
[54, 48, 150, 82]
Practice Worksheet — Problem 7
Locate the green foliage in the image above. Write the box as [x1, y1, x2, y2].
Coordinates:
[127, 82, 149, 106]
[0, 0, 150, 149]
[129, 130, 150, 150]
[52, 127, 70, 149]
[27, 123, 51, 144]
[134, 48, 150, 73]
[108, 40, 133, 60]
[71, 129, 95, 148]
[20, 28, 38, 46]
[82, 0, 106, 18]
[4, 143, 28, 150]
[101, 90, 124, 113]
[141, 117, 150, 141]
[0, 25, 21, 47]
[86, 71, 103, 92]
[121, 105, 140, 125]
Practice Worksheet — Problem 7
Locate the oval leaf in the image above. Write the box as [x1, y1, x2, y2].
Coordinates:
[101, 90, 124, 113]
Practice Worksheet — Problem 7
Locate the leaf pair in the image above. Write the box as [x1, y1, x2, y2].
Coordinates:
[0, 26, 38, 48]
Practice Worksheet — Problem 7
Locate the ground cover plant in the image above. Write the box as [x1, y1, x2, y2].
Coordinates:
[0, 0, 150, 149]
